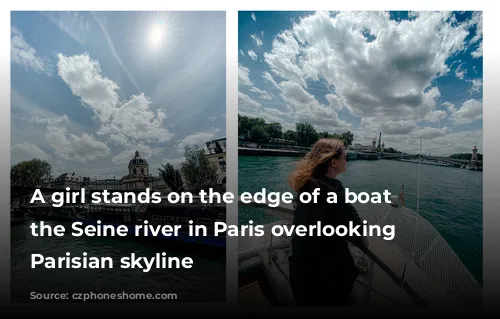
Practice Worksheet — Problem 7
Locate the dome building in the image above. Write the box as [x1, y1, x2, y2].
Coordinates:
[129, 150, 149, 176]
[121, 151, 152, 189]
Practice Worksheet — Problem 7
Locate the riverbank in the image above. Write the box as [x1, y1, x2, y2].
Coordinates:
[238, 147, 306, 157]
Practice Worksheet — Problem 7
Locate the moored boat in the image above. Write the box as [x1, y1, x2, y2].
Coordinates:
[356, 151, 380, 160]
[76, 199, 226, 248]
[20, 204, 81, 221]
[346, 149, 358, 161]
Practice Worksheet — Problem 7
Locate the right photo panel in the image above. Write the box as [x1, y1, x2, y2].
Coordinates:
[237, 11, 483, 307]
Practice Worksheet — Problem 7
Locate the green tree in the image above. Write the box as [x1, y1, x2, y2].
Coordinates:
[180, 145, 219, 193]
[283, 130, 297, 141]
[238, 114, 252, 137]
[341, 132, 354, 147]
[158, 163, 184, 192]
[250, 125, 270, 144]
[295, 122, 318, 146]
[11, 158, 52, 187]
[318, 132, 331, 139]
[238, 113, 356, 148]
[238, 114, 267, 139]
[265, 122, 283, 139]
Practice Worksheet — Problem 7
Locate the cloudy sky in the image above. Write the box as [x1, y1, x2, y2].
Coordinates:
[11, 11, 226, 178]
[238, 11, 483, 156]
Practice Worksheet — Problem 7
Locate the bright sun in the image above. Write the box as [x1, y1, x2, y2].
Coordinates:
[149, 25, 163, 47]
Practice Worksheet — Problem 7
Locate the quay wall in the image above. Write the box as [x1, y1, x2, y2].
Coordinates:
[238, 147, 307, 157]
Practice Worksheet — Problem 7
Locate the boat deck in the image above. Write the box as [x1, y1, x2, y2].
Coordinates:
[238, 201, 482, 306]
[239, 222, 412, 306]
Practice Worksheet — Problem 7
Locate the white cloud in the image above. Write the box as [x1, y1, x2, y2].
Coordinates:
[264, 11, 469, 122]
[469, 78, 483, 95]
[10, 90, 115, 171]
[468, 11, 482, 58]
[250, 34, 263, 47]
[247, 50, 257, 60]
[278, 81, 352, 132]
[412, 127, 449, 140]
[56, 53, 174, 147]
[239, 92, 262, 111]
[11, 27, 52, 76]
[380, 120, 419, 135]
[12, 142, 50, 161]
[176, 129, 221, 152]
[57, 53, 119, 122]
[455, 63, 466, 79]
[471, 42, 482, 58]
[249, 87, 273, 100]
[450, 99, 483, 125]
[238, 65, 274, 101]
[30, 115, 110, 163]
[238, 64, 253, 86]
[424, 110, 448, 123]
[442, 101, 457, 115]
[239, 11, 483, 155]
[262, 71, 279, 89]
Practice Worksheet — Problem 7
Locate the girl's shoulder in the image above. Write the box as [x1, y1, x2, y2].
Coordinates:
[295, 176, 345, 204]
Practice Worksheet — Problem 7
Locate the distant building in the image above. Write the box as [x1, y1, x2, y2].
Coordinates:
[350, 142, 377, 151]
[268, 138, 296, 146]
[120, 151, 150, 189]
[50, 144, 228, 192]
[206, 137, 226, 186]
[88, 150, 165, 191]
[52, 172, 84, 188]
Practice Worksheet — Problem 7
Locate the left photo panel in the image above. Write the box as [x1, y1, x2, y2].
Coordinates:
[11, 11, 227, 303]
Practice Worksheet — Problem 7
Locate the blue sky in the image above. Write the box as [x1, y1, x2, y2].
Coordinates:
[238, 11, 483, 156]
[11, 11, 226, 178]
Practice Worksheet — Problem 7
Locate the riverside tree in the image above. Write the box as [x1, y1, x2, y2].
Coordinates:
[180, 145, 219, 193]
[11, 158, 52, 188]
[158, 163, 184, 192]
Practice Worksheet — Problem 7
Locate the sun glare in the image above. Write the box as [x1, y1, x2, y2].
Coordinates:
[149, 24, 163, 47]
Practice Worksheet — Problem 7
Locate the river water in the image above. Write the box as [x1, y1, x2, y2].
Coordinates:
[238, 156, 483, 284]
